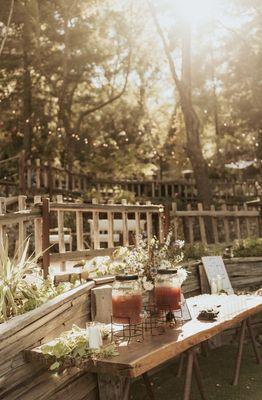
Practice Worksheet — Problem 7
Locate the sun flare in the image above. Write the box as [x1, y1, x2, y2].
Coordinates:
[174, 0, 220, 24]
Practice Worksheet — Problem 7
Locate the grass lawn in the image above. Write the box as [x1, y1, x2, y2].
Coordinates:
[130, 343, 262, 400]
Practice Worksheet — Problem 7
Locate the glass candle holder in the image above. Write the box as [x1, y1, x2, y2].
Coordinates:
[155, 269, 182, 311]
[112, 274, 142, 325]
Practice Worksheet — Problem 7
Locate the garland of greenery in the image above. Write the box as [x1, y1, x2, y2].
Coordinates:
[40, 325, 119, 371]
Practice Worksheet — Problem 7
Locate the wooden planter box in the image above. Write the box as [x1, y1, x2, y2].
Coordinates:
[182, 256, 262, 296]
[0, 282, 97, 400]
[0, 257, 261, 400]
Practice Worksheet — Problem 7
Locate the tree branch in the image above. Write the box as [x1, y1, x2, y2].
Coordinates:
[76, 48, 132, 131]
[146, 0, 182, 91]
[0, 0, 15, 57]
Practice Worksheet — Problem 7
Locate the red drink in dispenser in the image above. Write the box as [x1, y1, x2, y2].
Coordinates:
[112, 293, 142, 324]
[112, 275, 142, 325]
[155, 286, 181, 311]
[155, 269, 182, 311]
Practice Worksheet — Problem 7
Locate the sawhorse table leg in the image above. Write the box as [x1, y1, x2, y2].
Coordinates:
[232, 317, 261, 386]
[98, 372, 155, 400]
[98, 374, 131, 400]
[183, 347, 208, 400]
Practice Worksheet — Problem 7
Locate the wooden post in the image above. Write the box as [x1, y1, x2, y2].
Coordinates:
[187, 204, 194, 245]
[48, 162, 53, 195]
[0, 197, 6, 248]
[19, 150, 26, 193]
[42, 198, 50, 279]
[26, 160, 32, 191]
[93, 208, 100, 249]
[34, 196, 42, 256]
[221, 204, 230, 244]
[35, 159, 41, 191]
[91, 285, 112, 323]
[108, 211, 114, 248]
[165, 183, 169, 197]
[243, 203, 251, 237]
[18, 195, 27, 259]
[43, 163, 48, 189]
[197, 203, 207, 245]
[172, 202, 178, 241]
[152, 182, 156, 198]
[232, 319, 247, 386]
[57, 195, 66, 271]
[233, 205, 241, 239]
[211, 205, 219, 244]
[76, 202, 84, 251]
[159, 207, 165, 243]
[146, 209, 153, 243]
[97, 375, 130, 400]
[135, 211, 141, 246]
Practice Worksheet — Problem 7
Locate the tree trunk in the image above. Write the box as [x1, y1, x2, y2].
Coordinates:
[180, 23, 213, 208]
[147, 2, 213, 209]
[22, 19, 33, 157]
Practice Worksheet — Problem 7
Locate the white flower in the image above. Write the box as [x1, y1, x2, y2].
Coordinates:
[176, 267, 188, 284]
[24, 274, 42, 288]
[142, 277, 154, 291]
[98, 265, 107, 274]
[159, 260, 172, 270]
[174, 240, 185, 249]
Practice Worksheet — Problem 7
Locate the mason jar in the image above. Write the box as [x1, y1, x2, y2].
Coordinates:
[112, 274, 143, 325]
[154, 269, 181, 311]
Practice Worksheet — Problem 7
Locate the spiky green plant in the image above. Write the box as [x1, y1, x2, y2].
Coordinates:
[0, 239, 43, 321]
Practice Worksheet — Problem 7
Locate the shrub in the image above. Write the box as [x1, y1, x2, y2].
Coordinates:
[232, 238, 262, 258]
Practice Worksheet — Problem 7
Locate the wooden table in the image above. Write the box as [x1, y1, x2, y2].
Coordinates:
[25, 295, 262, 400]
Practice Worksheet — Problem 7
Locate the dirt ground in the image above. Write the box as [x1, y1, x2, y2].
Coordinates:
[131, 343, 262, 400]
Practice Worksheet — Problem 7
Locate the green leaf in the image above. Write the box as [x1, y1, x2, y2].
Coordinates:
[50, 361, 60, 370]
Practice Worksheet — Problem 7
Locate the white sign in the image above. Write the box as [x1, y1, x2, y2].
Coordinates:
[201, 256, 234, 294]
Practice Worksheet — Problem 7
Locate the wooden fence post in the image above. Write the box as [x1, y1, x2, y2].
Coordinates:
[57, 195, 66, 271]
[221, 204, 230, 244]
[0, 197, 6, 248]
[34, 196, 42, 256]
[197, 203, 207, 245]
[92, 198, 100, 249]
[19, 150, 26, 193]
[18, 195, 27, 258]
[187, 204, 194, 245]
[48, 162, 53, 196]
[35, 159, 41, 191]
[211, 205, 219, 243]
[146, 201, 153, 243]
[163, 204, 171, 239]
[42, 198, 50, 279]
[233, 205, 241, 239]
[107, 211, 114, 248]
[172, 202, 178, 241]
[76, 200, 84, 251]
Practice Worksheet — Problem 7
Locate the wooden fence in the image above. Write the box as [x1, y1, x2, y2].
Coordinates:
[171, 202, 262, 245]
[0, 153, 261, 201]
[0, 195, 165, 278]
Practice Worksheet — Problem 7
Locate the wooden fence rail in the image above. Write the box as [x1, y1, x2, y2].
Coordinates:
[171, 202, 261, 245]
[0, 196, 165, 278]
[1, 154, 261, 201]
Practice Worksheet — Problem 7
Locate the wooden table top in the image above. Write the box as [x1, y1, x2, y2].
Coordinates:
[26, 295, 262, 378]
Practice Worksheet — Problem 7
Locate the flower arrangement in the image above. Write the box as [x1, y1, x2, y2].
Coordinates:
[83, 231, 188, 290]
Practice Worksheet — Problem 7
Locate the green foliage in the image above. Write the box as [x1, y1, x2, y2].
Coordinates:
[0, 240, 70, 323]
[83, 188, 136, 204]
[183, 243, 226, 261]
[232, 238, 262, 258]
[41, 324, 118, 371]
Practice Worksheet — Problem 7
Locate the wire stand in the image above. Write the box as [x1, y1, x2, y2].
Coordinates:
[111, 316, 144, 344]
